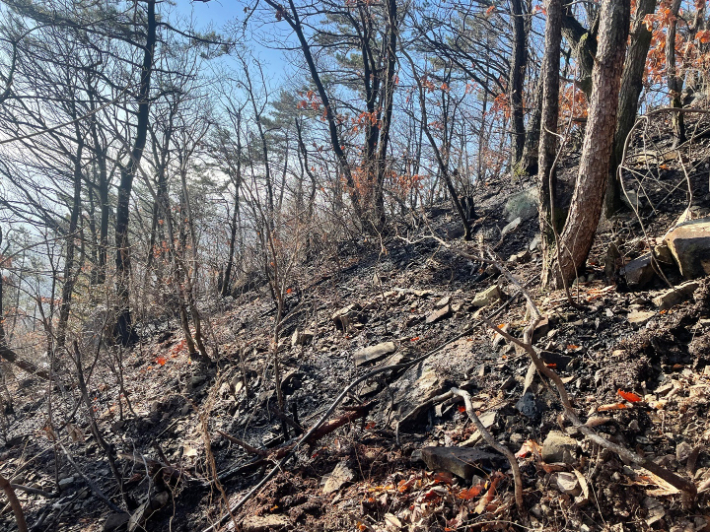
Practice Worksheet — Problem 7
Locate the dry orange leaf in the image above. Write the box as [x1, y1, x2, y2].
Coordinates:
[618, 389, 642, 403]
[433, 471, 454, 485]
[156, 356, 167, 366]
[457, 483, 485, 500]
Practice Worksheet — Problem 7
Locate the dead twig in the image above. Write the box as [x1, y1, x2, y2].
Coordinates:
[450, 388, 523, 511]
[216, 432, 268, 457]
[268, 406, 305, 435]
[58, 442, 127, 515]
[0, 472, 28, 532]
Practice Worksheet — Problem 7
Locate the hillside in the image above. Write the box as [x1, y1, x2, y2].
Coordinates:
[3, 145, 710, 531]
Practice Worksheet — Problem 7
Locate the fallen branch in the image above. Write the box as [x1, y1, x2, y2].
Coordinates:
[10, 484, 57, 499]
[0, 344, 50, 380]
[0, 472, 28, 532]
[450, 388, 523, 511]
[117, 452, 197, 483]
[58, 442, 127, 515]
[216, 432, 268, 457]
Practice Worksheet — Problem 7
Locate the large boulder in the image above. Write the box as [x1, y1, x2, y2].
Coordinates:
[504, 187, 538, 223]
[665, 218, 710, 278]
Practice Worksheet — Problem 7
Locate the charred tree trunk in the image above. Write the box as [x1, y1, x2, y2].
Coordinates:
[373, 0, 398, 228]
[56, 127, 84, 350]
[114, 0, 156, 346]
[537, 0, 563, 271]
[519, 77, 543, 176]
[666, 0, 685, 148]
[546, 0, 630, 288]
[605, 0, 657, 216]
[509, 0, 527, 165]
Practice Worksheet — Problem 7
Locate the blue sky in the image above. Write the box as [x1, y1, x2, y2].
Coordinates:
[169, 0, 291, 80]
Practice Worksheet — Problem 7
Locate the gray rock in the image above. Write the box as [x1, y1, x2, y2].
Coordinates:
[532, 317, 550, 341]
[504, 186, 538, 222]
[501, 217, 522, 238]
[542, 430, 577, 464]
[665, 218, 710, 278]
[58, 477, 75, 488]
[652, 280, 700, 310]
[291, 329, 314, 347]
[529, 233, 542, 251]
[354, 342, 397, 365]
[331, 303, 362, 331]
[515, 392, 542, 419]
[426, 304, 451, 324]
[509, 250, 531, 264]
[627, 310, 655, 325]
[556, 472, 581, 496]
[460, 411, 497, 446]
[653, 242, 674, 265]
[435, 296, 451, 308]
[103, 512, 130, 532]
[676, 441, 692, 462]
[240, 515, 289, 532]
[322, 461, 354, 495]
[620, 253, 656, 288]
[473, 285, 502, 308]
[421, 447, 502, 480]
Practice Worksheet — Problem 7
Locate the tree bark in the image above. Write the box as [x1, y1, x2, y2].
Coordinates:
[114, 0, 157, 346]
[666, 0, 685, 147]
[373, 0, 398, 227]
[518, 76, 543, 176]
[561, 9, 597, 98]
[605, 0, 657, 216]
[56, 123, 84, 350]
[537, 0, 563, 272]
[546, 0, 630, 288]
[509, 0, 527, 165]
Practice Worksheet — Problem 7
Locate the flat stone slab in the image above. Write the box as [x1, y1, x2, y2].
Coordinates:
[354, 342, 397, 365]
[628, 310, 655, 325]
[426, 304, 451, 324]
[421, 446, 502, 480]
[652, 280, 700, 310]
